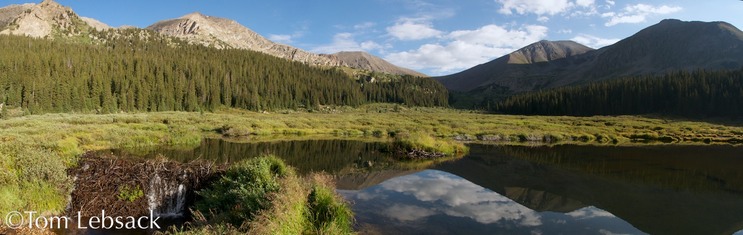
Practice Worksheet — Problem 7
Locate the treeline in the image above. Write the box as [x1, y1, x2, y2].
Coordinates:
[495, 69, 743, 117]
[362, 75, 448, 107]
[0, 31, 447, 114]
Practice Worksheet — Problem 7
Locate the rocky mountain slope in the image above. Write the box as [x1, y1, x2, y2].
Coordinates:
[329, 51, 427, 77]
[147, 12, 346, 67]
[0, 1, 425, 77]
[80, 16, 111, 31]
[0, 0, 105, 38]
[439, 19, 743, 93]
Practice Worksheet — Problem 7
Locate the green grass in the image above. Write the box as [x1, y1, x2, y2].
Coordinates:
[195, 155, 289, 227]
[175, 156, 353, 235]
[306, 174, 354, 235]
[1, 104, 743, 229]
[394, 132, 469, 156]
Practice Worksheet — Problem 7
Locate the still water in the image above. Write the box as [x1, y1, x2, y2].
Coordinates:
[94, 140, 743, 234]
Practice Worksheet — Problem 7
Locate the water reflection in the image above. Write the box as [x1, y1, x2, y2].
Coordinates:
[113, 139, 394, 174]
[106, 140, 743, 235]
[435, 144, 743, 235]
[341, 170, 645, 235]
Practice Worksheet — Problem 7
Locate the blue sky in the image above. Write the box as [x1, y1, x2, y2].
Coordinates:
[5, 0, 743, 76]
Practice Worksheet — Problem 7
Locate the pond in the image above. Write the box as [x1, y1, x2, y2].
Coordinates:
[69, 139, 743, 234]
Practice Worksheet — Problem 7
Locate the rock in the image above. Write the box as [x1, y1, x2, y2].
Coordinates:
[147, 12, 346, 67]
[326, 51, 427, 77]
[0, 0, 107, 38]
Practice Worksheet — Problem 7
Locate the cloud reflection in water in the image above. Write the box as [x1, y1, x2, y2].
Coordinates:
[341, 170, 646, 234]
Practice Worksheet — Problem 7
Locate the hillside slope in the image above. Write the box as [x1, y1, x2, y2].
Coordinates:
[0, 0, 98, 38]
[329, 51, 427, 77]
[439, 40, 594, 92]
[438, 19, 743, 94]
[147, 12, 345, 67]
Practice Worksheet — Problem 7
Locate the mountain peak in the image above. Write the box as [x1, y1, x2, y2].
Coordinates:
[438, 19, 743, 94]
[147, 13, 346, 67]
[39, 0, 61, 7]
[0, 0, 79, 38]
[507, 40, 593, 64]
[330, 51, 427, 77]
[182, 12, 207, 20]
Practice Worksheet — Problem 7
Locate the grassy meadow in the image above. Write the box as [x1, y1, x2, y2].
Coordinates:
[1, 104, 743, 231]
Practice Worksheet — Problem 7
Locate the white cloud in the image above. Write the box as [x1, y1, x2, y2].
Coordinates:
[268, 27, 307, 44]
[571, 33, 619, 48]
[576, 0, 594, 7]
[268, 34, 293, 44]
[537, 16, 550, 22]
[384, 204, 436, 221]
[497, 0, 573, 15]
[311, 33, 387, 54]
[353, 22, 376, 30]
[567, 206, 617, 219]
[496, 0, 597, 16]
[603, 4, 682, 26]
[377, 170, 543, 225]
[386, 18, 443, 41]
[385, 24, 548, 74]
[557, 29, 573, 34]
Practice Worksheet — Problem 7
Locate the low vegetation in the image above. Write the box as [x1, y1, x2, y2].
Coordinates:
[176, 156, 353, 234]
[1, 104, 742, 230]
[392, 132, 469, 157]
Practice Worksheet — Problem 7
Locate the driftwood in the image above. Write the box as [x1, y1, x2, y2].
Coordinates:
[395, 149, 446, 160]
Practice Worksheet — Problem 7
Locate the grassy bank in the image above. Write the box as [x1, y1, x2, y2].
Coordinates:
[1, 104, 743, 229]
[171, 156, 353, 235]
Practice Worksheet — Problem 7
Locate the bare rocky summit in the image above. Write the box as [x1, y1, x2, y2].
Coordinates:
[0, 3, 33, 29]
[147, 12, 346, 67]
[329, 51, 427, 77]
[0, 0, 108, 38]
[0, 1, 425, 77]
[80, 16, 111, 31]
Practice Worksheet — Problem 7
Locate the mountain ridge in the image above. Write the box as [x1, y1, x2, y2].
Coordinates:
[439, 19, 743, 94]
[506, 40, 594, 64]
[0, 1, 428, 77]
[328, 51, 427, 77]
[147, 12, 347, 67]
[0, 0, 79, 38]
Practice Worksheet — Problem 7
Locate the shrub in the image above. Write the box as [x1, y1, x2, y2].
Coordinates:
[307, 174, 354, 234]
[14, 146, 70, 186]
[220, 125, 252, 137]
[117, 184, 144, 202]
[394, 132, 468, 156]
[195, 155, 289, 227]
[57, 137, 83, 161]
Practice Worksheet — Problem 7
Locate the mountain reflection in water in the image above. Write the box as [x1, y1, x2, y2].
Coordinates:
[340, 170, 645, 235]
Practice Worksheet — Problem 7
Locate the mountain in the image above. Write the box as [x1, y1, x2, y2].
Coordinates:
[439, 40, 594, 92]
[80, 16, 111, 31]
[147, 12, 345, 67]
[506, 40, 594, 65]
[0, 0, 102, 38]
[328, 51, 427, 77]
[1, 1, 421, 77]
[439, 19, 743, 94]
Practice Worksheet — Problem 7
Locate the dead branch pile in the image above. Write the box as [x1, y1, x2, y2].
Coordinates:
[67, 151, 223, 218]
